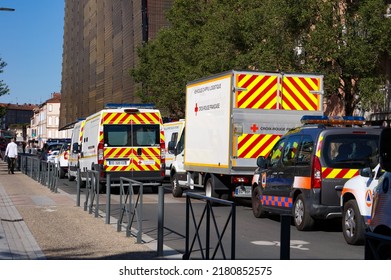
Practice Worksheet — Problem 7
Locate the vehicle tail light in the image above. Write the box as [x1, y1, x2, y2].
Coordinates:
[232, 176, 250, 184]
[64, 151, 68, 160]
[312, 156, 322, 189]
[98, 142, 104, 165]
[160, 141, 165, 177]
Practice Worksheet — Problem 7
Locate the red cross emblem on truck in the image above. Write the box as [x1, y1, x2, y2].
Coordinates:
[250, 124, 259, 133]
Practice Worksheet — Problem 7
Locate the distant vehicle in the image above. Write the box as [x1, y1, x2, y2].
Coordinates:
[163, 119, 185, 177]
[39, 143, 64, 161]
[68, 119, 85, 181]
[47, 150, 60, 163]
[46, 138, 71, 145]
[251, 115, 382, 231]
[55, 143, 71, 178]
[340, 164, 384, 245]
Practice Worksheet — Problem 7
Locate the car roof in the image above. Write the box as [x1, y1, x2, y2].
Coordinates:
[284, 125, 382, 140]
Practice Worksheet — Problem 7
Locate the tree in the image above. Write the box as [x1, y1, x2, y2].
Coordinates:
[130, 0, 391, 117]
[0, 57, 9, 97]
[0, 57, 10, 117]
[299, 0, 391, 115]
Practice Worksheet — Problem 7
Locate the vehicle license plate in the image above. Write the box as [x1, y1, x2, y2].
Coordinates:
[234, 186, 252, 197]
[107, 160, 128, 166]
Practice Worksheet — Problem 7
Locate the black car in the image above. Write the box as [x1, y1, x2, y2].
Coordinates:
[251, 115, 382, 231]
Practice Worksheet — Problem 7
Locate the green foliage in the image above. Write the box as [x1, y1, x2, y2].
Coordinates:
[0, 57, 10, 97]
[130, 0, 391, 117]
[0, 57, 10, 117]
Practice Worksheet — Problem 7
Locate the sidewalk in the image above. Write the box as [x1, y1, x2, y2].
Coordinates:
[0, 159, 159, 260]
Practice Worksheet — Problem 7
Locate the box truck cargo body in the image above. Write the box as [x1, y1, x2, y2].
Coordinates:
[169, 70, 324, 198]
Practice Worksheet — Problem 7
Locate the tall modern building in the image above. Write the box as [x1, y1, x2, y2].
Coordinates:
[59, 0, 172, 129]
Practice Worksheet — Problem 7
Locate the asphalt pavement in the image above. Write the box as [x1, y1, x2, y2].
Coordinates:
[0, 158, 167, 260]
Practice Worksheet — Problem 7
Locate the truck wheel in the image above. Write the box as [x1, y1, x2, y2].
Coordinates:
[252, 186, 267, 218]
[293, 194, 314, 231]
[342, 199, 365, 245]
[205, 178, 218, 198]
[171, 172, 183, 197]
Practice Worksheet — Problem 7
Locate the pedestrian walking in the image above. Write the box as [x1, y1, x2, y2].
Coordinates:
[5, 138, 18, 174]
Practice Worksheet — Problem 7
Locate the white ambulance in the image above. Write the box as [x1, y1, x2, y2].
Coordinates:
[78, 104, 166, 192]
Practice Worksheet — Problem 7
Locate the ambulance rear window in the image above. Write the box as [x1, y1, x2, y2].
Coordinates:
[104, 124, 160, 147]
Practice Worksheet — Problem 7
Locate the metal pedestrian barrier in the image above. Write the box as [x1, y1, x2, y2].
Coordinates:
[116, 177, 148, 244]
[83, 170, 100, 218]
[20, 155, 58, 193]
[183, 192, 236, 260]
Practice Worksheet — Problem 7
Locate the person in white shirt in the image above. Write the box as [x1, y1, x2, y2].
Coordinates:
[5, 138, 18, 174]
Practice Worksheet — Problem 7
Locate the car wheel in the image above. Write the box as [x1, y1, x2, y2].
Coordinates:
[252, 186, 267, 218]
[171, 172, 183, 197]
[342, 199, 365, 245]
[293, 194, 314, 231]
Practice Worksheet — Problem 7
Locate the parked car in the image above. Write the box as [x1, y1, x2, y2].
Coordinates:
[251, 115, 382, 231]
[39, 143, 64, 161]
[47, 150, 60, 163]
[340, 164, 384, 245]
[55, 143, 70, 178]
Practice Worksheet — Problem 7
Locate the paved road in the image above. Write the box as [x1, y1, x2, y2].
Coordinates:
[57, 176, 365, 259]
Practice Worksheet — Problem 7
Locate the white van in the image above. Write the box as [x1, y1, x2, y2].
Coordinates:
[78, 104, 165, 192]
[163, 119, 185, 177]
[68, 119, 86, 181]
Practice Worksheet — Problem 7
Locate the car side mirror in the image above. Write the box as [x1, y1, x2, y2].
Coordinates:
[167, 140, 176, 154]
[72, 142, 79, 154]
[359, 167, 372, 178]
[256, 156, 268, 169]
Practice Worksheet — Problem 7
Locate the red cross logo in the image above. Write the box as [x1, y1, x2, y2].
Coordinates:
[250, 124, 259, 133]
[194, 103, 199, 116]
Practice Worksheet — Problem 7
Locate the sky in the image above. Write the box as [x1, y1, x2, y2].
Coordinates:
[0, 0, 64, 105]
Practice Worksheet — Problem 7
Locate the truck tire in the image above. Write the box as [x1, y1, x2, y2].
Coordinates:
[293, 194, 314, 231]
[342, 199, 365, 245]
[252, 186, 267, 218]
[171, 172, 183, 197]
[205, 177, 218, 198]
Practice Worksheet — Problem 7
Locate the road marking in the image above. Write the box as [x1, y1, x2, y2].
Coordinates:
[251, 240, 310, 250]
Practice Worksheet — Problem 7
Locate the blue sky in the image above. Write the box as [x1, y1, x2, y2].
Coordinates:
[0, 0, 64, 105]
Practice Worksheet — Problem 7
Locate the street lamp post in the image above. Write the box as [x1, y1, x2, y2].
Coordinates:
[0, 8, 15, 11]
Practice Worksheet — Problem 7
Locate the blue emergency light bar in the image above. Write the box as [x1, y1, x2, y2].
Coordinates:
[301, 115, 365, 126]
[104, 103, 155, 109]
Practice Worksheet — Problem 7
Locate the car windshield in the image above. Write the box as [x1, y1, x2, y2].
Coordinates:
[322, 134, 379, 169]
